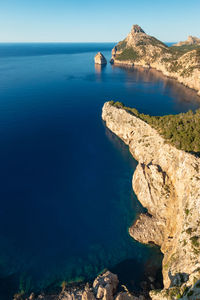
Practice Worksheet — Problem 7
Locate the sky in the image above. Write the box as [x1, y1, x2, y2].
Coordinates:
[0, 0, 199, 43]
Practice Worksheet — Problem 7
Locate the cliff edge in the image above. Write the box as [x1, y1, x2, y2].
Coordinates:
[111, 25, 200, 96]
[102, 102, 200, 299]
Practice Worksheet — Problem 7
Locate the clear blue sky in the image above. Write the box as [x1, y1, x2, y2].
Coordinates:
[0, 0, 199, 43]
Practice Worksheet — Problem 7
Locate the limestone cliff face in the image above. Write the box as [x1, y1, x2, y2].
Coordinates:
[111, 25, 200, 96]
[102, 102, 200, 299]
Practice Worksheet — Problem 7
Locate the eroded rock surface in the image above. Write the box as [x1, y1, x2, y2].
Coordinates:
[102, 102, 200, 299]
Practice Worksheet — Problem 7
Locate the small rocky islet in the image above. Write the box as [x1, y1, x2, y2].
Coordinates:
[94, 52, 107, 65]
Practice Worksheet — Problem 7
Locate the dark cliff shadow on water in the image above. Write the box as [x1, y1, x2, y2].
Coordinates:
[111, 253, 163, 295]
[0, 273, 20, 300]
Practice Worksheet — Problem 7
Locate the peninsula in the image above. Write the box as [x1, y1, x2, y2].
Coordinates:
[110, 25, 200, 95]
[102, 101, 200, 300]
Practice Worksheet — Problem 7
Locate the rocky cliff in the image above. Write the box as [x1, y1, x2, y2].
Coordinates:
[102, 102, 200, 299]
[173, 36, 200, 47]
[110, 25, 200, 96]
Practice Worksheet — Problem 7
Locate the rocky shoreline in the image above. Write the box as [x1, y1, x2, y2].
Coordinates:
[16, 270, 158, 300]
[110, 25, 200, 96]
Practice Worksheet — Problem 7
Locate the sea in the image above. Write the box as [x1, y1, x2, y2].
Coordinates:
[0, 43, 200, 299]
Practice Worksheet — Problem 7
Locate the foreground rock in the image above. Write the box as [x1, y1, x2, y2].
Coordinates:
[93, 270, 119, 300]
[102, 102, 200, 299]
[110, 24, 200, 95]
[19, 271, 144, 300]
[94, 52, 107, 65]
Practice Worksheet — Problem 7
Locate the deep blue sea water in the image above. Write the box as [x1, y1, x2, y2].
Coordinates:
[0, 43, 200, 299]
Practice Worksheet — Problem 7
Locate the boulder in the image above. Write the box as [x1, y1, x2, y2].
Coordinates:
[93, 271, 119, 300]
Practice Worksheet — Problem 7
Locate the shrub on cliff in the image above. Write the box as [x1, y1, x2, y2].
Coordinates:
[109, 101, 200, 156]
[115, 48, 140, 61]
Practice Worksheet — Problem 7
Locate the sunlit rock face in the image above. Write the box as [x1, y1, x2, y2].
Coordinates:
[94, 52, 107, 65]
[102, 102, 200, 299]
[110, 25, 200, 95]
[174, 35, 200, 46]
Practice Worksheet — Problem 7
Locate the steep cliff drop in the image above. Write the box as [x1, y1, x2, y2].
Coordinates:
[102, 102, 200, 299]
[110, 25, 200, 96]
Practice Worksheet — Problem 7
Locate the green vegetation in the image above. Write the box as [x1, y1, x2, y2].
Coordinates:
[167, 287, 182, 298]
[115, 47, 140, 61]
[148, 36, 167, 48]
[183, 240, 187, 246]
[116, 39, 127, 51]
[168, 61, 183, 73]
[187, 290, 194, 296]
[109, 101, 200, 156]
[115, 37, 200, 78]
[186, 228, 193, 235]
[169, 44, 200, 56]
[135, 36, 167, 48]
[190, 236, 200, 248]
[185, 208, 190, 216]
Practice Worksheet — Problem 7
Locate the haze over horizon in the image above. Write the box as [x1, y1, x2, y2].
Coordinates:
[0, 0, 200, 43]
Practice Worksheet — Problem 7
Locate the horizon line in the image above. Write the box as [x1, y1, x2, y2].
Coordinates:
[0, 40, 176, 44]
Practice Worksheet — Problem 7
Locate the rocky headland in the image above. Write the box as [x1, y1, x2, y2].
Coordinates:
[173, 36, 200, 47]
[110, 25, 200, 96]
[102, 101, 200, 299]
[94, 52, 107, 65]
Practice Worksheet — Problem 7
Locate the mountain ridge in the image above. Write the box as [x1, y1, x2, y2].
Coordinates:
[110, 25, 200, 96]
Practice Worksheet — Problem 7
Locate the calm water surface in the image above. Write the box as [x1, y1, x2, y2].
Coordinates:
[0, 43, 200, 299]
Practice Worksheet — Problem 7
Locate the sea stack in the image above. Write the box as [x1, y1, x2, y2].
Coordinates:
[94, 52, 107, 65]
